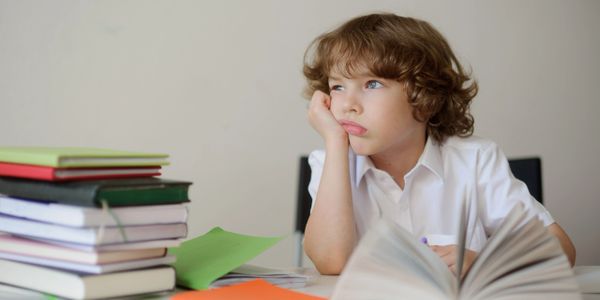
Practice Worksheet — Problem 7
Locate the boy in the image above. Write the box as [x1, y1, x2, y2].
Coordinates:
[302, 13, 575, 275]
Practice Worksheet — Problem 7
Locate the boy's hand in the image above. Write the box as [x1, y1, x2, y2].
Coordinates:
[307, 90, 347, 144]
[430, 245, 477, 279]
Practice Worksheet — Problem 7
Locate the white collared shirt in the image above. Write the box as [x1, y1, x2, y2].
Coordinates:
[307, 135, 554, 252]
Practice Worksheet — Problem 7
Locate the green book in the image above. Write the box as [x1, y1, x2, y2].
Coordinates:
[0, 146, 169, 167]
[0, 177, 191, 207]
[169, 227, 283, 290]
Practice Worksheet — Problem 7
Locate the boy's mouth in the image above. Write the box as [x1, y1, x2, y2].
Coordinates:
[340, 120, 367, 136]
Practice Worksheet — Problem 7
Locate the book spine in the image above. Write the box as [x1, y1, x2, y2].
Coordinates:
[0, 178, 97, 207]
[0, 163, 56, 181]
[97, 186, 189, 207]
[0, 153, 60, 167]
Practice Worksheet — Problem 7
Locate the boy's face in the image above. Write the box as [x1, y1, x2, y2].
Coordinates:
[328, 68, 427, 157]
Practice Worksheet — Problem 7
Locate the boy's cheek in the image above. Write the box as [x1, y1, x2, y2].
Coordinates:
[329, 105, 343, 119]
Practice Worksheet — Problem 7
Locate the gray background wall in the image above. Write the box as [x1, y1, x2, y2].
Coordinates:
[1, 0, 598, 267]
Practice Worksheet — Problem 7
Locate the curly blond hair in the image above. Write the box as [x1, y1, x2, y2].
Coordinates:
[303, 13, 478, 143]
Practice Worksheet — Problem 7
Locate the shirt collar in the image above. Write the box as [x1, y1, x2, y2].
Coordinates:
[354, 136, 444, 186]
[418, 137, 444, 180]
[355, 154, 373, 186]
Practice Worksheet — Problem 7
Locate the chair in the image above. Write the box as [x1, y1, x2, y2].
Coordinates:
[294, 156, 312, 267]
[293, 155, 543, 266]
[508, 157, 543, 204]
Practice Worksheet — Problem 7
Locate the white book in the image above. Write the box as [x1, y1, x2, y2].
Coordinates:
[0, 214, 187, 245]
[0, 233, 166, 264]
[0, 282, 48, 299]
[31, 237, 183, 252]
[0, 258, 175, 299]
[0, 251, 176, 274]
[210, 264, 310, 289]
[0, 195, 188, 227]
[331, 204, 581, 300]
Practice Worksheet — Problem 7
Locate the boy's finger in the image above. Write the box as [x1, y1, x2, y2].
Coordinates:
[430, 245, 453, 256]
[310, 95, 331, 112]
[449, 264, 457, 276]
[439, 252, 455, 266]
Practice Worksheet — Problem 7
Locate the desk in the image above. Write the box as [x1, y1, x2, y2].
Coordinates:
[294, 266, 600, 300]
[293, 268, 338, 297]
[0, 266, 597, 299]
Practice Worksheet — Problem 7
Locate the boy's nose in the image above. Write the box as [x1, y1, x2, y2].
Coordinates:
[342, 92, 362, 114]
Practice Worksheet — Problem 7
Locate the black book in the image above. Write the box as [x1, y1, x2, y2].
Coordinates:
[0, 177, 191, 207]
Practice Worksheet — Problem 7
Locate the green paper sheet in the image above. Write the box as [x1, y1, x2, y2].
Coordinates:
[168, 227, 283, 290]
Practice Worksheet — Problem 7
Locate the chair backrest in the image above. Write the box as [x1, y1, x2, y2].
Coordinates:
[508, 157, 543, 204]
[295, 156, 312, 235]
[295, 156, 543, 235]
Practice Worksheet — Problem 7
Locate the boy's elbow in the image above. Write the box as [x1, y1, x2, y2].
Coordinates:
[304, 243, 351, 275]
[313, 256, 348, 275]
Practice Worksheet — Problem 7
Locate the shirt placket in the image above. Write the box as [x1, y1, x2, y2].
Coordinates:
[369, 170, 412, 233]
[397, 178, 412, 233]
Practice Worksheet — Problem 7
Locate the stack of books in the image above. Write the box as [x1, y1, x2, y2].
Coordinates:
[0, 147, 192, 299]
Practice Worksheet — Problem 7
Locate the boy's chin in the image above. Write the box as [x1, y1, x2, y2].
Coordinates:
[349, 143, 376, 156]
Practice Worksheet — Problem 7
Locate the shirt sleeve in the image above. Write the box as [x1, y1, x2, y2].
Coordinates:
[307, 150, 326, 213]
[476, 141, 554, 235]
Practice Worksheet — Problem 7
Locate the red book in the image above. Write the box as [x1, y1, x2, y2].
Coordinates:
[0, 162, 161, 181]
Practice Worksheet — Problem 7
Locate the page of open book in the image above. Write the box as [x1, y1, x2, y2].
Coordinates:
[331, 217, 458, 300]
[460, 204, 581, 300]
[455, 187, 471, 288]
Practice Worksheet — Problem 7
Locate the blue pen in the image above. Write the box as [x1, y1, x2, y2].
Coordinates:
[420, 237, 428, 245]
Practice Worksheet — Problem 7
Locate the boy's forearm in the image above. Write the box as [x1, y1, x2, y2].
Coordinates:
[547, 223, 576, 266]
[304, 139, 356, 275]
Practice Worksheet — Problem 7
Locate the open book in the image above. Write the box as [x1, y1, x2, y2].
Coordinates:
[331, 204, 581, 300]
[210, 264, 309, 289]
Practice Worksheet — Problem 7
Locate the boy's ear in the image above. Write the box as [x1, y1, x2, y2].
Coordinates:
[409, 106, 429, 124]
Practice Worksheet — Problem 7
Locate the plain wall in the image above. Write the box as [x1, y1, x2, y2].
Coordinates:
[1, 0, 599, 267]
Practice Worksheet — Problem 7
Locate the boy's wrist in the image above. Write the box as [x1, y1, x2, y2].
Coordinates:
[325, 135, 349, 152]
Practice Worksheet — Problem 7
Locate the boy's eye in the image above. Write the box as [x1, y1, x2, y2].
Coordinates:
[330, 85, 343, 91]
[366, 80, 383, 89]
